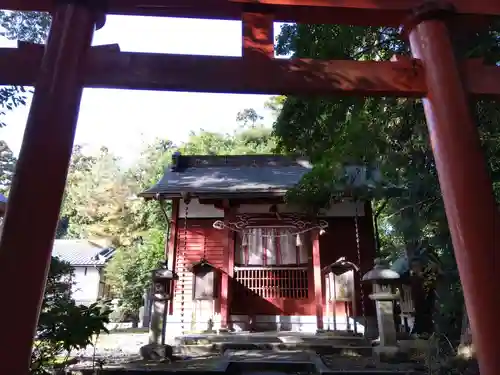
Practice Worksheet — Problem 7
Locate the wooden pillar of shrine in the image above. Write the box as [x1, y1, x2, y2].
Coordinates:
[405, 3, 500, 375]
[0, 2, 103, 374]
[311, 229, 323, 330]
[221, 205, 236, 329]
[167, 198, 180, 315]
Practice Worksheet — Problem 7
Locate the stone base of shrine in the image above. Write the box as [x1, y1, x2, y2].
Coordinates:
[162, 314, 374, 337]
[230, 314, 365, 333]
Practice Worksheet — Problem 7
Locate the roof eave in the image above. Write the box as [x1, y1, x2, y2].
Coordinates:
[139, 190, 289, 200]
[71, 263, 106, 267]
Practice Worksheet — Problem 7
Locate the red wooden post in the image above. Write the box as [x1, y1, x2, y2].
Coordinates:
[167, 198, 180, 314]
[221, 206, 236, 328]
[0, 2, 102, 374]
[406, 4, 500, 375]
[361, 202, 376, 317]
[311, 229, 323, 330]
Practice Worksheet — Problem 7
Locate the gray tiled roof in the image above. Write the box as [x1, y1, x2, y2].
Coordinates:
[52, 240, 115, 266]
[140, 154, 312, 198]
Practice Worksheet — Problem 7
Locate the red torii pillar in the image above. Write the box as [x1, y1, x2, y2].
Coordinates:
[405, 4, 500, 375]
[0, 1, 104, 374]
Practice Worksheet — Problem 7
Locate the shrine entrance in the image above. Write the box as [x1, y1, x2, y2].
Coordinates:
[216, 214, 329, 329]
[0, 0, 499, 374]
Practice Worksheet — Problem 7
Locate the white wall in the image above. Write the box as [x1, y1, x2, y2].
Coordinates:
[72, 266, 101, 306]
[178, 198, 365, 219]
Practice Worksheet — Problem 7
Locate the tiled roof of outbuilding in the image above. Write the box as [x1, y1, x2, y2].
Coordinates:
[52, 239, 115, 266]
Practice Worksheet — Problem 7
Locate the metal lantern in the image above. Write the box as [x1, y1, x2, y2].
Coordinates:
[322, 257, 360, 333]
[151, 264, 178, 302]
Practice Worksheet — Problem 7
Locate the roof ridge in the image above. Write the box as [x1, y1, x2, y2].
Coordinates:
[172, 154, 309, 170]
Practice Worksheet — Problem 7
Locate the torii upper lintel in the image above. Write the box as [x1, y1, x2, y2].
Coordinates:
[0, 0, 499, 26]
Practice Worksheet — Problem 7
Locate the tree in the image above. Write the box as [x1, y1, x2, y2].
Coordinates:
[0, 86, 30, 128]
[0, 140, 17, 194]
[61, 140, 174, 320]
[236, 108, 263, 128]
[272, 22, 500, 343]
[0, 11, 51, 43]
[61, 124, 277, 321]
[32, 256, 110, 374]
[181, 121, 276, 155]
[104, 228, 165, 323]
[62, 146, 143, 245]
[101, 126, 276, 318]
[264, 96, 286, 118]
[0, 11, 51, 128]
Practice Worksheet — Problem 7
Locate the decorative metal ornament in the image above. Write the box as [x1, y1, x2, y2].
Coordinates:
[213, 213, 328, 237]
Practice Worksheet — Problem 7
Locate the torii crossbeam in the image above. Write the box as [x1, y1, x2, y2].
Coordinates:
[0, 1, 498, 375]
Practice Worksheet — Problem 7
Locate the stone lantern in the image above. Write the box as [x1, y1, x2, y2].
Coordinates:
[149, 262, 178, 345]
[362, 258, 401, 356]
[152, 264, 178, 302]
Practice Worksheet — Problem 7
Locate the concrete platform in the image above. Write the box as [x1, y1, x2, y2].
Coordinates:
[176, 331, 368, 347]
[174, 331, 372, 357]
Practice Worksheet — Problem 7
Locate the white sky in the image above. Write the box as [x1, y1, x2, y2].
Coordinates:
[0, 15, 285, 165]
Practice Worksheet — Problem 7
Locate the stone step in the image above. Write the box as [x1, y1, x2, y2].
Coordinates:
[176, 334, 368, 347]
[176, 342, 374, 356]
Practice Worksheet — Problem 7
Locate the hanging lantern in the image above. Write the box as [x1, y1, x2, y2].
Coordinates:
[296, 233, 302, 247]
[266, 229, 274, 250]
[241, 231, 248, 247]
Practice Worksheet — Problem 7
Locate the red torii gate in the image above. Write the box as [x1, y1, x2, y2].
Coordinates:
[0, 0, 498, 374]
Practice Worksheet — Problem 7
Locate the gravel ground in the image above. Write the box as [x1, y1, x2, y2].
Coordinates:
[75, 332, 151, 357]
[69, 332, 151, 368]
[68, 331, 214, 369]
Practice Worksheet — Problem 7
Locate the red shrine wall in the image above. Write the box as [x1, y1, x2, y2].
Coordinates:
[168, 199, 376, 330]
[319, 204, 376, 318]
[172, 219, 226, 318]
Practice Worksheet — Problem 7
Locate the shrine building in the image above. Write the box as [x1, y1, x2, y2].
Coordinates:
[141, 153, 377, 336]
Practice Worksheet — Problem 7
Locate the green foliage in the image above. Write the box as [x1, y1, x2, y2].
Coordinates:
[236, 108, 263, 128]
[0, 11, 51, 128]
[264, 96, 286, 118]
[62, 147, 145, 245]
[0, 11, 51, 43]
[0, 86, 29, 128]
[182, 109, 276, 155]
[32, 256, 110, 374]
[272, 22, 500, 341]
[181, 127, 276, 155]
[0, 141, 16, 194]
[61, 118, 275, 319]
[105, 228, 165, 319]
